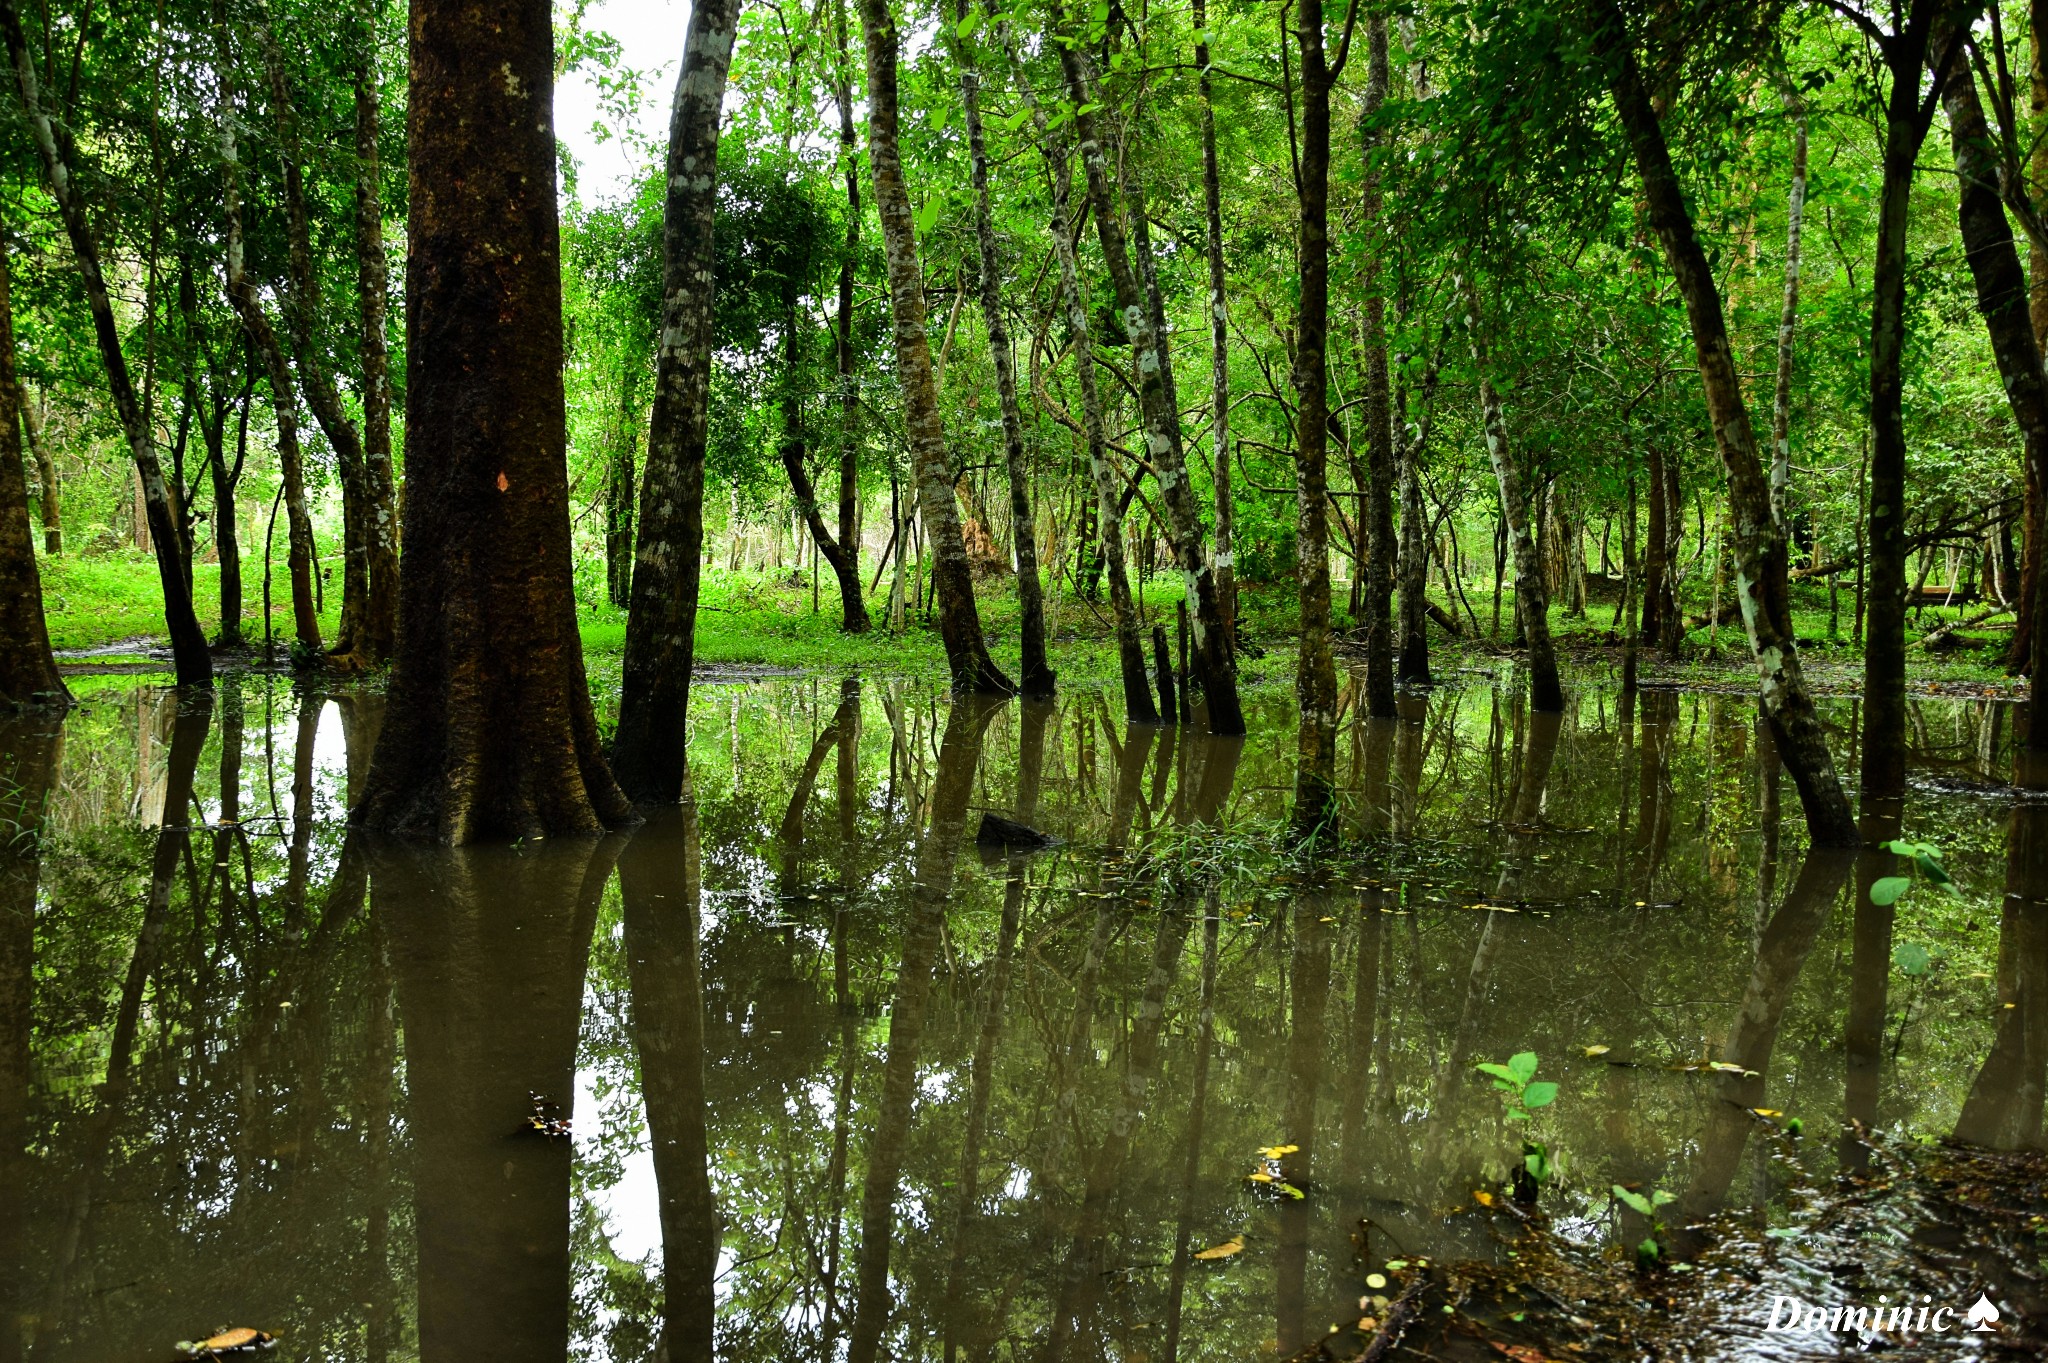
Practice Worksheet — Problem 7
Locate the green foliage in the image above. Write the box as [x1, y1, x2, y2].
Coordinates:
[1477, 1050, 1558, 1122]
[1870, 840, 1962, 908]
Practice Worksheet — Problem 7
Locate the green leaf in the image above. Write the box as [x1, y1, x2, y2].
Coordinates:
[1869, 875, 1912, 906]
[956, 8, 983, 38]
[915, 198, 943, 236]
[1521, 1081, 1558, 1109]
[1651, 1190, 1676, 1207]
[1893, 941, 1931, 976]
[1475, 1062, 1519, 1083]
[1613, 1185, 1655, 1216]
[1507, 1051, 1538, 1084]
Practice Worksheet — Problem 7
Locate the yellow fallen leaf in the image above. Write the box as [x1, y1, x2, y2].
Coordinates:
[1749, 1108, 1783, 1119]
[1582, 1045, 1610, 1058]
[177, 1329, 276, 1358]
[1193, 1235, 1244, 1260]
[1246, 1171, 1275, 1183]
[1472, 1189, 1495, 1207]
[1257, 1144, 1300, 1158]
[1365, 1273, 1388, 1290]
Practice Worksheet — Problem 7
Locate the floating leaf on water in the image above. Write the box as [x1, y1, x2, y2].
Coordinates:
[1365, 1272, 1388, 1289]
[1706, 1062, 1751, 1075]
[1749, 1107, 1784, 1119]
[1257, 1144, 1299, 1158]
[1193, 1234, 1244, 1260]
[1246, 1171, 1275, 1183]
[1581, 1044, 1610, 1058]
[1472, 1190, 1495, 1207]
[176, 1329, 277, 1358]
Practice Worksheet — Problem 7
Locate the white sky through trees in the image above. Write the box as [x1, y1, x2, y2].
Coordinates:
[556, 0, 692, 206]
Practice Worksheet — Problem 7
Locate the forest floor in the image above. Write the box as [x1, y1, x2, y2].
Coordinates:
[38, 550, 2032, 701]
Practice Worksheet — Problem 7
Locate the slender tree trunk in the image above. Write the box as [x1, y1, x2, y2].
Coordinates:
[20, 389, 54, 554]
[353, 0, 632, 841]
[831, 0, 862, 607]
[1192, 0, 1234, 651]
[349, 0, 399, 665]
[1643, 438, 1667, 649]
[215, 25, 321, 660]
[1859, 13, 1943, 806]
[956, 1, 1049, 694]
[1935, 26, 2048, 751]
[1466, 279, 1564, 712]
[1770, 72, 1808, 551]
[0, 238, 65, 707]
[1057, 37, 1244, 734]
[857, 0, 1011, 695]
[1396, 430, 1430, 684]
[605, 369, 638, 608]
[610, 0, 744, 802]
[1359, 13, 1397, 717]
[1596, 1, 1858, 846]
[779, 286, 870, 633]
[212, 384, 250, 647]
[0, 0, 208, 684]
[1290, 0, 1340, 827]
[1010, 47, 1153, 720]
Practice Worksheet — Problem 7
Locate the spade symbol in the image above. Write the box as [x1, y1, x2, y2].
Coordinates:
[1966, 1293, 2000, 1332]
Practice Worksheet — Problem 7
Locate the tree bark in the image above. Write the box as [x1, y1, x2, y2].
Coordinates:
[830, 0, 863, 615]
[346, 0, 400, 666]
[353, 0, 632, 841]
[610, 0, 743, 803]
[1770, 70, 1808, 550]
[1595, 1, 1858, 846]
[211, 385, 250, 647]
[2018, 5, 2048, 672]
[856, 0, 1012, 696]
[20, 389, 55, 554]
[0, 237, 65, 707]
[1466, 278, 1563, 712]
[1290, 0, 1341, 828]
[778, 286, 870, 633]
[215, 23, 321, 660]
[1935, 25, 2048, 750]
[1009, 41, 1155, 721]
[956, 0, 1050, 695]
[1193, 0, 1234, 652]
[1057, 37, 1244, 734]
[605, 368, 637, 608]
[1859, 8, 1943, 806]
[0, 0, 208, 684]
[1359, 13, 1397, 717]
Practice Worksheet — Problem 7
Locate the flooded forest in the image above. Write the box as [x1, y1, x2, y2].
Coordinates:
[1, 0, 2047, 1357]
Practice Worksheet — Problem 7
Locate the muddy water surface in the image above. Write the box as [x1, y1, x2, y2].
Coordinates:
[0, 673, 2036, 1361]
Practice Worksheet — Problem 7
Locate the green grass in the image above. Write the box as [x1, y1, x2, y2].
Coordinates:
[34, 548, 2028, 695]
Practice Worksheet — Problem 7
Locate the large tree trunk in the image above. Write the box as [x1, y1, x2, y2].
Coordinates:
[215, 27, 321, 660]
[1358, 13, 1397, 718]
[353, 0, 631, 841]
[1859, 11, 1943, 807]
[0, 0, 208, 685]
[1936, 27, 2048, 751]
[1008, 41, 1155, 721]
[1057, 39, 1244, 734]
[1290, 0, 1340, 829]
[957, 2, 1050, 695]
[1193, 0, 1234, 651]
[2018, 7, 2048, 673]
[610, 0, 744, 803]
[778, 286, 870, 633]
[1466, 279, 1564, 712]
[349, 0, 399, 666]
[1595, 1, 1857, 847]
[857, 0, 1011, 695]
[0, 238, 65, 707]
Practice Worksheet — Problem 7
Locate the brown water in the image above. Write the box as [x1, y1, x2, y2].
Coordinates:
[0, 672, 2036, 1361]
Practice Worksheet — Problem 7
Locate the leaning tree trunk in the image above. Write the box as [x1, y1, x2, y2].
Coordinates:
[1596, 1, 1858, 847]
[856, 0, 1012, 695]
[1058, 38, 1244, 735]
[777, 283, 870, 633]
[0, 0, 208, 685]
[215, 29, 321, 661]
[1193, 0, 1234, 650]
[1466, 278, 1564, 714]
[0, 238, 66, 707]
[956, 0, 1050, 695]
[1358, 12, 1397, 718]
[1007, 36, 1155, 721]
[349, 0, 399, 666]
[1290, 0, 1340, 830]
[1935, 24, 2048, 751]
[352, 0, 632, 841]
[610, 0, 744, 803]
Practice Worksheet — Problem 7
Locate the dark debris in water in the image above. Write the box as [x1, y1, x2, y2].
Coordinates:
[1292, 1136, 2047, 1362]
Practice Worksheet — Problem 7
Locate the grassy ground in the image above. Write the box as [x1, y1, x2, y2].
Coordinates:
[34, 549, 2028, 695]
